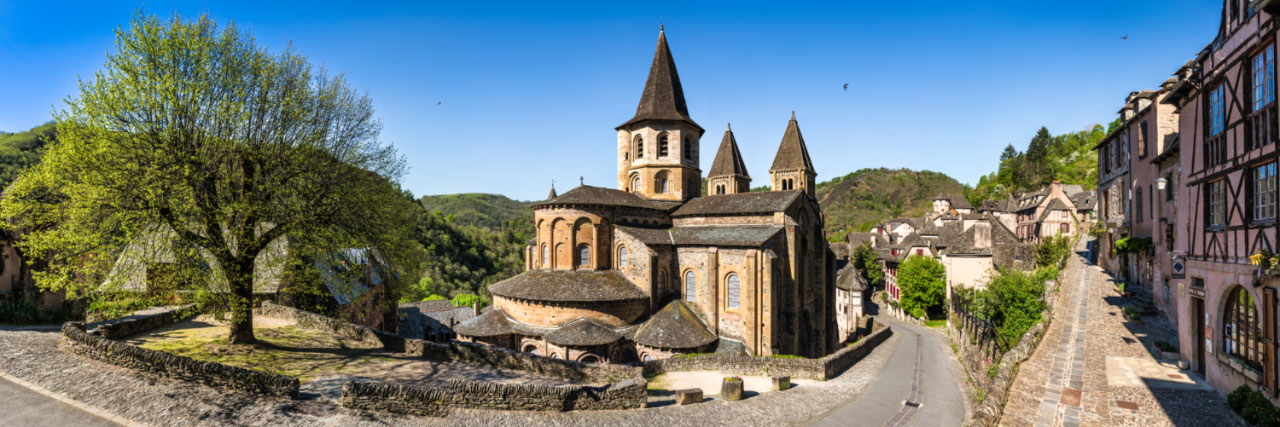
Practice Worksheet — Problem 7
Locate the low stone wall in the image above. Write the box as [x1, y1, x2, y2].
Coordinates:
[92, 305, 197, 339]
[340, 377, 647, 416]
[61, 322, 299, 397]
[642, 324, 893, 381]
[406, 338, 642, 384]
[257, 301, 404, 351]
[967, 279, 1061, 426]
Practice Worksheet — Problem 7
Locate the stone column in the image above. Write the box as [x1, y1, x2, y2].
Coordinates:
[746, 249, 759, 355]
[706, 248, 720, 335]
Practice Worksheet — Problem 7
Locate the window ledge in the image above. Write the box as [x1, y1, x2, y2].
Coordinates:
[1207, 226, 1228, 232]
[1252, 219, 1277, 227]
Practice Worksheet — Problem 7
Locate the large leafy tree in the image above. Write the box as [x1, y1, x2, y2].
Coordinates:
[851, 242, 884, 288]
[896, 255, 946, 319]
[1, 12, 416, 343]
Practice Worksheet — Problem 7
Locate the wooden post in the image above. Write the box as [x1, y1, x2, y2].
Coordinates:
[1266, 287, 1277, 394]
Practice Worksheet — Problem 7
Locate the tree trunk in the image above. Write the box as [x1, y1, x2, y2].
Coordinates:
[226, 257, 256, 344]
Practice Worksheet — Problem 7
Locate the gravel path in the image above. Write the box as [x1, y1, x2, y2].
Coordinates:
[0, 324, 898, 426]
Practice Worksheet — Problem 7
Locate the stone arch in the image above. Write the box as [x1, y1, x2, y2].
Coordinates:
[654, 170, 671, 194]
[726, 272, 741, 309]
[633, 134, 645, 160]
[574, 218, 594, 269]
[617, 244, 629, 269]
[629, 173, 642, 193]
[541, 243, 549, 267]
[552, 217, 570, 269]
[578, 352, 603, 363]
[1219, 285, 1264, 371]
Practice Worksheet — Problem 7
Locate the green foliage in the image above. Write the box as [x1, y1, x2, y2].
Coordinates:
[0, 122, 54, 190]
[851, 243, 885, 288]
[1230, 385, 1280, 425]
[814, 168, 964, 239]
[1113, 237, 1152, 255]
[986, 361, 1000, 379]
[769, 354, 805, 359]
[897, 255, 946, 319]
[422, 294, 446, 301]
[1154, 340, 1176, 352]
[1036, 235, 1072, 269]
[86, 291, 162, 321]
[400, 209, 530, 302]
[925, 319, 946, 328]
[967, 124, 1105, 206]
[450, 293, 491, 310]
[1230, 385, 1253, 413]
[972, 268, 1049, 346]
[724, 376, 743, 382]
[418, 193, 533, 230]
[674, 352, 712, 359]
[1117, 282, 1127, 294]
[0, 12, 418, 343]
[0, 298, 39, 324]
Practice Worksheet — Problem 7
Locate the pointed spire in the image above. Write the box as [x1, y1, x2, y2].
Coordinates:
[770, 112, 815, 172]
[547, 182, 557, 200]
[617, 28, 701, 131]
[708, 123, 750, 178]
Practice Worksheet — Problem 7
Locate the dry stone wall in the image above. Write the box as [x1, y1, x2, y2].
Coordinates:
[340, 377, 647, 416]
[406, 338, 641, 383]
[61, 322, 299, 397]
[642, 324, 892, 380]
[92, 305, 196, 339]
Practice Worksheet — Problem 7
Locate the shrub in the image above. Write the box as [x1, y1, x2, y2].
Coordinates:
[1244, 389, 1274, 425]
[422, 294, 446, 301]
[983, 269, 1046, 346]
[897, 255, 946, 318]
[0, 298, 39, 324]
[986, 362, 999, 379]
[1229, 385, 1252, 413]
[450, 293, 490, 310]
[1036, 235, 1072, 268]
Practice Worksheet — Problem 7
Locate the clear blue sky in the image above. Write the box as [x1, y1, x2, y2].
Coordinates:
[0, 1, 1223, 201]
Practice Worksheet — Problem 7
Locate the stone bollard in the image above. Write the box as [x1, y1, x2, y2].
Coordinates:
[772, 375, 791, 391]
[721, 377, 744, 401]
[675, 388, 703, 405]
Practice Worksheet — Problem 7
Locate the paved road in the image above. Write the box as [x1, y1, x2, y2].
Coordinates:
[808, 317, 967, 427]
[0, 376, 117, 426]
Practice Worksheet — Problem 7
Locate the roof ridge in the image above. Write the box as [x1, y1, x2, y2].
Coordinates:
[769, 112, 815, 172]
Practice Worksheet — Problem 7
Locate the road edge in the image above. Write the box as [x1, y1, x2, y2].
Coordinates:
[0, 369, 145, 427]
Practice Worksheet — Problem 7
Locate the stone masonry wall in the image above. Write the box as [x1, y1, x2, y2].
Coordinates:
[340, 377, 647, 416]
[405, 338, 642, 384]
[92, 305, 197, 339]
[641, 324, 892, 380]
[61, 322, 300, 397]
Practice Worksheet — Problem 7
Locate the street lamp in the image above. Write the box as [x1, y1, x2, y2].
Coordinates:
[1154, 177, 1168, 191]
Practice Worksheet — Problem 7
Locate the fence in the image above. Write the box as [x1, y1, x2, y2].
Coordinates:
[950, 295, 1010, 362]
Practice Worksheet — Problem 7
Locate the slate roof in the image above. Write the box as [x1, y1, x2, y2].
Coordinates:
[671, 191, 800, 216]
[547, 184, 557, 200]
[632, 300, 717, 350]
[935, 193, 973, 210]
[707, 125, 750, 178]
[543, 317, 624, 347]
[534, 185, 678, 211]
[617, 29, 701, 131]
[1070, 191, 1096, 211]
[836, 262, 867, 292]
[671, 225, 782, 246]
[424, 306, 475, 329]
[488, 270, 648, 303]
[453, 307, 515, 337]
[769, 112, 815, 172]
[845, 232, 889, 247]
[1061, 185, 1084, 196]
[400, 299, 453, 313]
[616, 225, 675, 245]
[979, 199, 1014, 212]
[945, 224, 993, 256]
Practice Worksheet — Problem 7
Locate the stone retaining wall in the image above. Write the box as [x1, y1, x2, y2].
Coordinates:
[61, 322, 299, 397]
[406, 338, 642, 383]
[967, 279, 1061, 426]
[257, 301, 404, 351]
[92, 305, 197, 339]
[340, 377, 647, 416]
[641, 324, 893, 380]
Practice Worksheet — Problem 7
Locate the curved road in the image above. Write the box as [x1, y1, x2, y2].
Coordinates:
[0, 376, 117, 426]
[807, 316, 968, 427]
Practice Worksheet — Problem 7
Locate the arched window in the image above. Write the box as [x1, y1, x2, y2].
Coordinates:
[618, 246, 629, 268]
[657, 270, 667, 294]
[726, 273, 741, 309]
[523, 344, 540, 355]
[658, 133, 669, 157]
[541, 244, 549, 267]
[634, 135, 645, 160]
[1224, 286, 1264, 371]
[642, 353, 653, 362]
[655, 171, 670, 194]
[580, 354, 601, 364]
[577, 244, 591, 268]
[683, 138, 692, 160]
[630, 174, 642, 193]
[685, 271, 697, 302]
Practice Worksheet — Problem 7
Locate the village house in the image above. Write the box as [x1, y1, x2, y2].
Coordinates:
[452, 28, 838, 361]
[1161, 0, 1280, 402]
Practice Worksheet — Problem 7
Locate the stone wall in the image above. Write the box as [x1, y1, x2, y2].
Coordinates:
[966, 278, 1061, 426]
[257, 301, 404, 351]
[641, 324, 892, 380]
[61, 322, 299, 397]
[340, 377, 646, 416]
[405, 338, 642, 384]
[91, 305, 196, 339]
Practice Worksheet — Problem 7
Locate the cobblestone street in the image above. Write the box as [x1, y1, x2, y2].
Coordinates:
[1001, 240, 1242, 427]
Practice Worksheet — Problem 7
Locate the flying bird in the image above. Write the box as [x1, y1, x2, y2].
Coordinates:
[437, 101, 442, 105]
[842, 83, 849, 91]
[1121, 35, 1128, 40]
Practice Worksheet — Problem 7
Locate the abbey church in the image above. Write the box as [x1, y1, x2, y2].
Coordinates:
[454, 28, 836, 361]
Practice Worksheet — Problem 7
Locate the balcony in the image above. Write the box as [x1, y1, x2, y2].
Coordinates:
[1246, 102, 1278, 152]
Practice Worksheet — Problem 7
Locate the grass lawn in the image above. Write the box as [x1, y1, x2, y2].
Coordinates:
[925, 319, 947, 328]
[129, 317, 399, 382]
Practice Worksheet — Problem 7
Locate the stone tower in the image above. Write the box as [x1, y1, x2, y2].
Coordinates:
[616, 27, 704, 202]
[769, 112, 816, 197]
[706, 123, 751, 195]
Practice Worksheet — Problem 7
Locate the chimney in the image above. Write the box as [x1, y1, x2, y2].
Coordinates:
[1051, 180, 1062, 194]
[975, 222, 992, 249]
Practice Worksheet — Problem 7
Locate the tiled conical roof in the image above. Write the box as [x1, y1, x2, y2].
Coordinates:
[707, 123, 749, 178]
[617, 28, 701, 131]
[769, 111, 815, 172]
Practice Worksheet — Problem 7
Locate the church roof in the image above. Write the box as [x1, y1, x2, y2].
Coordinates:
[488, 269, 648, 303]
[534, 185, 679, 211]
[707, 125, 749, 178]
[615, 224, 784, 247]
[769, 112, 815, 172]
[617, 28, 701, 131]
[543, 317, 623, 347]
[632, 300, 717, 350]
[547, 184, 557, 200]
[671, 191, 801, 217]
[453, 307, 515, 338]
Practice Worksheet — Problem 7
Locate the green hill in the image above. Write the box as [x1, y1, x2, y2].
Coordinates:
[815, 168, 965, 241]
[0, 122, 55, 190]
[417, 193, 534, 230]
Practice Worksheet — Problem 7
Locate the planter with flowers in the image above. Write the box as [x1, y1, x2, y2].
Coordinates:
[721, 376, 744, 401]
[1250, 250, 1280, 285]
